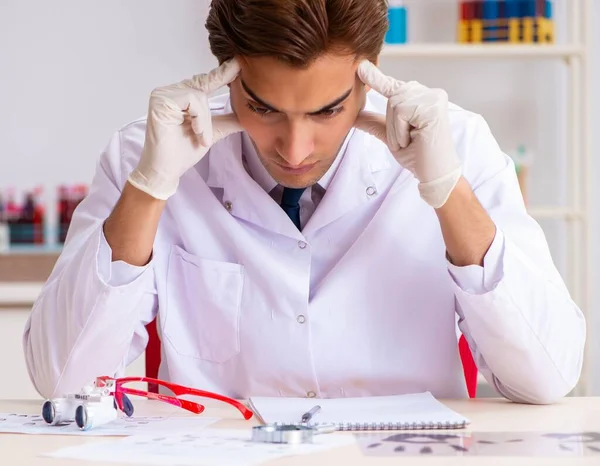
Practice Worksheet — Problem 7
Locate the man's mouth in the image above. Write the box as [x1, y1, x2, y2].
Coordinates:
[274, 162, 317, 175]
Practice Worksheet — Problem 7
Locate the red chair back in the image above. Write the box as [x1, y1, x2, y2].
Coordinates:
[459, 334, 478, 398]
[145, 320, 162, 393]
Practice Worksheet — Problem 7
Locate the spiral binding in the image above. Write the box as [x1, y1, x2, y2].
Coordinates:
[276, 419, 468, 431]
[330, 419, 468, 431]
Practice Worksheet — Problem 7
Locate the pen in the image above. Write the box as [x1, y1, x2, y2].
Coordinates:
[301, 405, 321, 424]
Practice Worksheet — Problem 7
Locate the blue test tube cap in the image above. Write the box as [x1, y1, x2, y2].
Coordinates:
[385, 6, 407, 44]
[505, 0, 520, 18]
[482, 0, 500, 42]
[483, 0, 499, 19]
[520, 0, 536, 17]
[545, 0, 553, 19]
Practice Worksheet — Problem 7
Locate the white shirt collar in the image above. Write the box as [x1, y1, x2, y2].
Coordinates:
[242, 128, 355, 195]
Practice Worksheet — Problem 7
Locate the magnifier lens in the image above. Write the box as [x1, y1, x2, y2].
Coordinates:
[42, 398, 78, 425]
[75, 401, 118, 430]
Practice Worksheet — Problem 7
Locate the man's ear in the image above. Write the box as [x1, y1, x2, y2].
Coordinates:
[356, 74, 371, 97]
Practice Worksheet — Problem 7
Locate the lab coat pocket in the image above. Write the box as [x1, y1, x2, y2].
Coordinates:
[163, 245, 244, 363]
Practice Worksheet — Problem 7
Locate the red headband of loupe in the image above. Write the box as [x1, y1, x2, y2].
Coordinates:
[96, 376, 254, 420]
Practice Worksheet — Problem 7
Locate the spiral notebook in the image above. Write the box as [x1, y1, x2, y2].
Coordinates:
[248, 391, 470, 431]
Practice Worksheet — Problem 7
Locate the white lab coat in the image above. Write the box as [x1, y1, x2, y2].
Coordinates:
[23, 90, 585, 404]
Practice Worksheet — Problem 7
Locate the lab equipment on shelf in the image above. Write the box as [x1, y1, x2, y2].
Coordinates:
[386, 0, 408, 44]
[509, 144, 535, 204]
[0, 184, 88, 253]
[58, 184, 88, 244]
[0, 186, 46, 247]
[458, 0, 554, 44]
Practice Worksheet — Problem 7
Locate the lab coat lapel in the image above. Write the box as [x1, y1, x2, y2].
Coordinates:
[207, 134, 306, 240]
[302, 129, 381, 237]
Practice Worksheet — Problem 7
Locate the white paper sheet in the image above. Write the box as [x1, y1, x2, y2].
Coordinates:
[46, 428, 355, 465]
[0, 412, 218, 436]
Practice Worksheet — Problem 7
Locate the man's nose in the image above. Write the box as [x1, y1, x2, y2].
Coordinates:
[276, 121, 315, 166]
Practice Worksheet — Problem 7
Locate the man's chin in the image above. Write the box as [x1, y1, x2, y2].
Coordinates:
[269, 166, 327, 189]
[275, 175, 319, 190]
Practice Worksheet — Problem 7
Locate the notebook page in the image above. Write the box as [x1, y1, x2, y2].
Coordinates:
[248, 392, 469, 426]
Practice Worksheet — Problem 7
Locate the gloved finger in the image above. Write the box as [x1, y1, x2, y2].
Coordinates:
[390, 83, 445, 131]
[357, 60, 402, 99]
[395, 80, 431, 102]
[386, 100, 402, 152]
[191, 58, 241, 95]
[393, 115, 411, 149]
[182, 115, 202, 150]
[188, 93, 213, 146]
[212, 114, 244, 143]
[387, 94, 413, 148]
[148, 87, 187, 126]
[353, 111, 387, 145]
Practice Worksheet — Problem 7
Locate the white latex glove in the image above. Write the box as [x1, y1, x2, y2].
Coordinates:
[355, 60, 462, 209]
[129, 59, 243, 200]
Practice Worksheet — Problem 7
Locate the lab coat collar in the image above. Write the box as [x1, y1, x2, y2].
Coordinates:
[205, 91, 392, 239]
[209, 133, 304, 239]
[301, 128, 380, 237]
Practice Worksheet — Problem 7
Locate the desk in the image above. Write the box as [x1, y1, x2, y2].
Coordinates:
[1, 398, 600, 465]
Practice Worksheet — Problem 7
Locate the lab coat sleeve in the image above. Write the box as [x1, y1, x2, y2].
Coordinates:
[447, 228, 505, 294]
[451, 112, 586, 405]
[23, 125, 158, 399]
[97, 228, 151, 286]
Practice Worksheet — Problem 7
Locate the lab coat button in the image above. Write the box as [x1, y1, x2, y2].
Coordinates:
[297, 315, 306, 324]
[307, 391, 316, 398]
[298, 241, 307, 249]
[366, 186, 377, 197]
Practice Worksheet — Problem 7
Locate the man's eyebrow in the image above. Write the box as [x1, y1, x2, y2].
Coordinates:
[309, 89, 353, 114]
[241, 80, 280, 112]
[241, 79, 353, 114]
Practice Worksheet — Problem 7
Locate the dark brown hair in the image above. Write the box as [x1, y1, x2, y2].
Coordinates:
[206, 0, 389, 68]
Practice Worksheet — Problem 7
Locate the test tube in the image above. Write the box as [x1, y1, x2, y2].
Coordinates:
[521, 0, 535, 43]
[540, 0, 554, 43]
[471, 1, 484, 43]
[458, 2, 470, 43]
[483, 0, 500, 42]
[385, 0, 408, 44]
[505, 0, 520, 42]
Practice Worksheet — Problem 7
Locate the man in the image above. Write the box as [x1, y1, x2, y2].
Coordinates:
[24, 0, 585, 404]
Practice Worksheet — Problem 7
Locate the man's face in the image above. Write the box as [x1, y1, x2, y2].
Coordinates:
[230, 53, 367, 189]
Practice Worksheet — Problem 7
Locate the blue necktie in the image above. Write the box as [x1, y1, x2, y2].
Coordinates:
[280, 187, 306, 230]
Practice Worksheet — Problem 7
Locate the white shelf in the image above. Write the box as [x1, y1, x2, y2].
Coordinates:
[381, 44, 583, 59]
[0, 283, 44, 306]
[0, 245, 63, 256]
[528, 207, 586, 220]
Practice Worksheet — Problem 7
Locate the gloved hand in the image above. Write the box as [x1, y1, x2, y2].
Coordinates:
[129, 59, 243, 200]
[355, 60, 462, 209]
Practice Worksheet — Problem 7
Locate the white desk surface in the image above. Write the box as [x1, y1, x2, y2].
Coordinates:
[1, 397, 600, 465]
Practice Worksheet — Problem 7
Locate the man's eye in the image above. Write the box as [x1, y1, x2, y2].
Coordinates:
[246, 103, 273, 116]
[316, 107, 345, 119]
